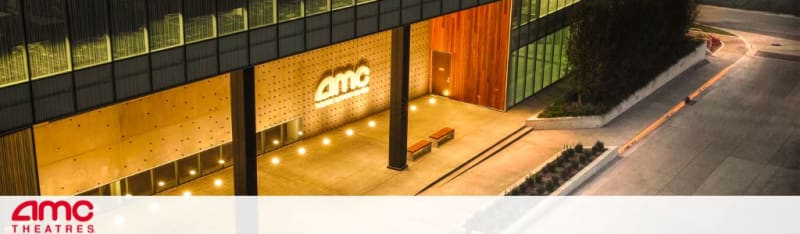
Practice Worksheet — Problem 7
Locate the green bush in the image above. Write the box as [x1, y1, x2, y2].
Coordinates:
[575, 143, 584, 153]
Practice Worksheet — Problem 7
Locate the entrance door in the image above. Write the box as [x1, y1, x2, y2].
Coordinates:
[431, 51, 452, 97]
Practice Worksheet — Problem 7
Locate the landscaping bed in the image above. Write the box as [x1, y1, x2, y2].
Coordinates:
[506, 141, 607, 196]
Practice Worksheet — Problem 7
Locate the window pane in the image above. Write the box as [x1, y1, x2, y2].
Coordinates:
[127, 170, 153, 195]
[284, 118, 303, 144]
[560, 27, 571, 81]
[525, 43, 536, 98]
[357, 0, 375, 4]
[249, 0, 275, 28]
[264, 125, 283, 152]
[552, 28, 564, 82]
[184, 0, 216, 44]
[153, 162, 177, 192]
[218, 0, 247, 35]
[68, 0, 111, 69]
[542, 34, 554, 88]
[24, 0, 71, 79]
[278, 0, 303, 22]
[110, 0, 148, 60]
[177, 155, 200, 184]
[332, 0, 353, 10]
[528, 0, 539, 23]
[514, 48, 526, 104]
[520, 0, 530, 24]
[221, 142, 233, 167]
[0, 0, 28, 87]
[306, 0, 329, 16]
[199, 147, 223, 175]
[535, 38, 545, 92]
[148, 0, 183, 51]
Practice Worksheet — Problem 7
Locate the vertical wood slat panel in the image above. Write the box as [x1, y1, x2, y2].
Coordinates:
[430, 0, 511, 110]
[0, 129, 38, 195]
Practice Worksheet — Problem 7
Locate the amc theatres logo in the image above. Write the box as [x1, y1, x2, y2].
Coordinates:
[9, 200, 95, 234]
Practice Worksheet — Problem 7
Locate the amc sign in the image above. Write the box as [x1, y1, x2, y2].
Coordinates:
[314, 65, 371, 108]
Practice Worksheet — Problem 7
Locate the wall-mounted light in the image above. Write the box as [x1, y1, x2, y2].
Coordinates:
[345, 129, 354, 136]
[189, 170, 196, 176]
[410, 105, 418, 112]
[272, 140, 280, 145]
[443, 90, 451, 97]
[214, 179, 223, 187]
[298, 147, 307, 155]
[368, 121, 376, 128]
[157, 181, 165, 187]
[298, 131, 304, 136]
[218, 159, 225, 165]
[271, 157, 280, 165]
[322, 138, 331, 145]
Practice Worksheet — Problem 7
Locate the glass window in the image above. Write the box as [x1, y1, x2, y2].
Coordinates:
[184, 0, 217, 44]
[534, 38, 546, 92]
[560, 27, 571, 81]
[68, 0, 111, 70]
[511, 0, 521, 29]
[520, 0, 531, 24]
[525, 43, 536, 98]
[0, 0, 28, 87]
[24, 0, 71, 79]
[305, 0, 329, 16]
[278, 0, 303, 22]
[218, 0, 247, 35]
[255, 130, 266, 155]
[514, 48, 526, 104]
[221, 142, 233, 167]
[199, 147, 223, 175]
[177, 155, 200, 184]
[153, 162, 177, 192]
[110, 0, 149, 60]
[264, 125, 283, 152]
[356, 0, 375, 4]
[249, 0, 275, 28]
[284, 118, 303, 144]
[127, 170, 153, 195]
[552, 28, 564, 82]
[148, 0, 184, 51]
[528, 0, 539, 23]
[542, 34, 554, 88]
[332, 0, 353, 10]
[508, 51, 517, 103]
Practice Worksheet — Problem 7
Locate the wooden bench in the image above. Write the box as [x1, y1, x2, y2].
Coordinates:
[429, 127, 455, 148]
[407, 140, 432, 161]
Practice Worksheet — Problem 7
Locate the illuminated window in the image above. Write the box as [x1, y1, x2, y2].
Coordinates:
[249, 0, 276, 28]
[278, 0, 303, 22]
[218, 0, 248, 35]
[148, 0, 184, 51]
[0, 0, 28, 87]
[305, 0, 329, 16]
[68, 0, 112, 70]
[110, 0, 149, 60]
[184, 0, 217, 43]
[332, 0, 354, 10]
[24, 0, 71, 79]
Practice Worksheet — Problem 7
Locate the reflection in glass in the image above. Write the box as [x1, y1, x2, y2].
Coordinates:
[184, 0, 217, 43]
[153, 162, 177, 192]
[199, 147, 223, 175]
[68, 0, 111, 70]
[515, 48, 526, 103]
[356, 0, 375, 4]
[249, 0, 276, 28]
[0, 0, 28, 87]
[278, 0, 303, 22]
[218, 0, 248, 35]
[110, 0, 149, 59]
[526, 43, 536, 97]
[221, 142, 233, 167]
[24, 0, 71, 79]
[127, 170, 153, 195]
[148, 0, 184, 51]
[177, 155, 200, 184]
[305, 0, 329, 16]
[264, 125, 283, 152]
[284, 118, 303, 144]
[332, 0, 353, 10]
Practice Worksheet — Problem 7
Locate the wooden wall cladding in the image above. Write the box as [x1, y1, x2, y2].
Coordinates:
[430, 0, 511, 110]
[0, 129, 38, 195]
[254, 21, 430, 136]
[33, 74, 232, 195]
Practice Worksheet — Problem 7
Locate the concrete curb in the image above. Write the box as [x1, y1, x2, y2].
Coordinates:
[551, 146, 619, 195]
[527, 44, 707, 129]
[500, 146, 618, 196]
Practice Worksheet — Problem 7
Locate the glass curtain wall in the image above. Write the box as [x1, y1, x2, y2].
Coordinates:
[278, 0, 303, 22]
[332, 0, 354, 10]
[509, 26, 570, 106]
[218, 0, 247, 35]
[110, 0, 149, 60]
[249, 0, 276, 28]
[184, 0, 216, 44]
[0, 0, 28, 87]
[68, 0, 112, 70]
[148, 0, 183, 51]
[305, 0, 329, 16]
[24, 0, 71, 79]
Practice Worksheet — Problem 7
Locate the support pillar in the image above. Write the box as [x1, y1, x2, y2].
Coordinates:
[230, 67, 258, 195]
[388, 25, 411, 171]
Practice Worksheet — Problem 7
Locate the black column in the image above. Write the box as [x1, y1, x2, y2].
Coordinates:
[230, 67, 258, 195]
[388, 25, 411, 171]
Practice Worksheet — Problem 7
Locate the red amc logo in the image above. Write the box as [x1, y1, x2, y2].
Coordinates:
[11, 200, 94, 222]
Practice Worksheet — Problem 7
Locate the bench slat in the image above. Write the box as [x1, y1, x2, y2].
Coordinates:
[430, 127, 454, 140]
[408, 140, 431, 152]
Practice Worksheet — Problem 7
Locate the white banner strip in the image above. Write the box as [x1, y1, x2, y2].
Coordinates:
[1, 196, 798, 234]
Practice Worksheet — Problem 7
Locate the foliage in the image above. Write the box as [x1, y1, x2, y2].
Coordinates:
[507, 141, 608, 196]
[544, 0, 700, 117]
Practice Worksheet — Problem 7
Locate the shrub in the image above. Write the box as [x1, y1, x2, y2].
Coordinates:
[545, 180, 556, 192]
[593, 141, 605, 153]
[535, 187, 546, 195]
[575, 143, 584, 153]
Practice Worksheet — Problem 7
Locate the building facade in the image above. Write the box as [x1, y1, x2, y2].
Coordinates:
[0, 0, 578, 195]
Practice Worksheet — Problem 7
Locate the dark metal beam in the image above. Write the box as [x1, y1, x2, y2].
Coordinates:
[230, 67, 258, 195]
[388, 25, 411, 171]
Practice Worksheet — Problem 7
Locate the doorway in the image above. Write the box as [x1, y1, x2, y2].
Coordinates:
[431, 51, 452, 97]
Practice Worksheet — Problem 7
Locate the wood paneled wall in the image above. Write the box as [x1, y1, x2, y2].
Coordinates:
[0, 129, 39, 195]
[430, 0, 512, 110]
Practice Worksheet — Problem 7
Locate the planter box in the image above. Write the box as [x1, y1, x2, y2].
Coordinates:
[500, 146, 619, 196]
[527, 44, 707, 129]
[551, 146, 618, 195]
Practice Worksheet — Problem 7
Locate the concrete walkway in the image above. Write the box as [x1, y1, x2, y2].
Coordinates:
[576, 6, 800, 195]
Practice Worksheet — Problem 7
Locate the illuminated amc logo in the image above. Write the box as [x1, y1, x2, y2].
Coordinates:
[10, 200, 95, 234]
[314, 65, 371, 108]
